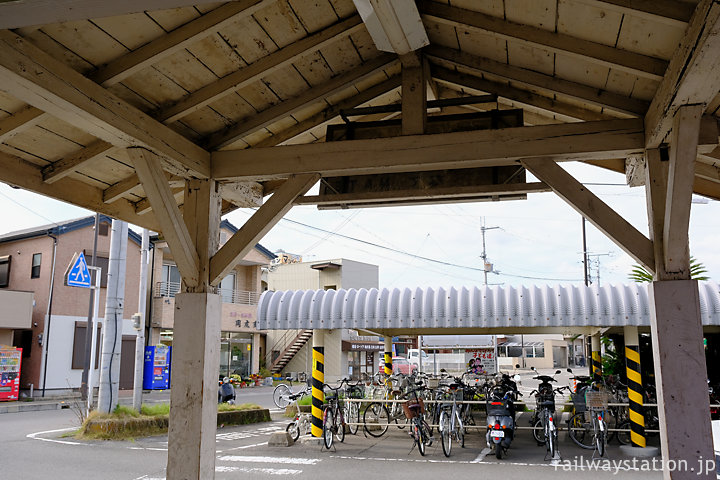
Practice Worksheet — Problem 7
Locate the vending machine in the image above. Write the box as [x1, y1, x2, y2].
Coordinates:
[143, 345, 171, 390]
[0, 346, 22, 401]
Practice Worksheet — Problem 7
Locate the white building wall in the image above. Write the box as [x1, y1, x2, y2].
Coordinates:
[338, 260, 378, 289]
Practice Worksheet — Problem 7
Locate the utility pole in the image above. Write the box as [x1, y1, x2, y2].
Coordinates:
[97, 220, 128, 414]
[582, 217, 590, 287]
[587, 253, 611, 286]
[480, 218, 500, 372]
[132, 229, 149, 412]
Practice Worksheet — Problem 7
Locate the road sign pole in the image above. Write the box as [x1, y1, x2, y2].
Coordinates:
[86, 266, 101, 415]
[81, 213, 100, 402]
[132, 229, 149, 412]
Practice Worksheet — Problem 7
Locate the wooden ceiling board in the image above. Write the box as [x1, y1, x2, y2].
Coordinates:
[242, 129, 275, 146]
[284, 130, 319, 145]
[265, 114, 304, 135]
[75, 157, 136, 186]
[205, 93, 258, 125]
[506, 43, 555, 76]
[25, 30, 95, 73]
[348, 29, 384, 61]
[185, 34, 247, 78]
[556, 0, 624, 46]
[604, 69, 659, 101]
[0, 143, 48, 167]
[106, 83, 160, 112]
[253, 1, 308, 48]
[34, 117, 98, 147]
[39, 20, 127, 68]
[455, 28, 508, 64]
[554, 53, 610, 91]
[0, 92, 28, 115]
[450, 0, 504, 17]
[615, 15, 685, 60]
[5, 127, 82, 163]
[349, 68, 397, 97]
[91, 13, 168, 51]
[179, 106, 232, 136]
[235, 80, 283, 113]
[318, 36, 364, 75]
[218, 16, 277, 65]
[152, 50, 221, 98]
[505, 0, 557, 31]
[119, 67, 190, 108]
[195, 3, 225, 14]
[147, 6, 202, 31]
[329, 0, 357, 18]
[288, 51, 335, 87]
[630, 76, 660, 102]
[65, 170, 114, 190]
[288, 0, 341, 33]
[425, 19, 461, 52]
[262, 67, 314, 100]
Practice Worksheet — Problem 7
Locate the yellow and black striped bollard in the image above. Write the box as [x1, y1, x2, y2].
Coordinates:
[625, 342, 646, 447]
[311, 336, 325, 438]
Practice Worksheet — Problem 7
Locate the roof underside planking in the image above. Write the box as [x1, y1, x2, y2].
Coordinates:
[0, 0, 718, 240]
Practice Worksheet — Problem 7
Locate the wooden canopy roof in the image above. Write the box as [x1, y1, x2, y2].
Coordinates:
[0, 0, 718, 236]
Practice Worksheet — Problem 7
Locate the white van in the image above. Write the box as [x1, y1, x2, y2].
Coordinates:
[407, 349, 429, 367]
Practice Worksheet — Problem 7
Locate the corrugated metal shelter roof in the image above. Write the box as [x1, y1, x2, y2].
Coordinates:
[257, 282, 720, 334]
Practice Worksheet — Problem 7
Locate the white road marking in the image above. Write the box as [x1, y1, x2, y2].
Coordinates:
[225, 441, 268, 451]
[472, 447, 491, 463]
[26, 427, 84, 445]
[216, 466, 302, 475]
[217, 455, 321, 465]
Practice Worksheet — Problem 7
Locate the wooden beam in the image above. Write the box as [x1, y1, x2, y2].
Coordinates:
[41, 140, 113, 184]
[426, 45, 649, 116]
[663, 105, 702, 276]
[645, 148, 670, 279]
[0, 30, 210, 178]
[206, 54, 396, 149]
[184, 179, 221, 291]
[91, 0, 274, 86]
[103, 173, 141, 204]
[135, 186, 184, 215]
[209, 173, 319, 285]
[296, 181, 550, 206]
[433, 67, 611, 122]
[0, 0, 234, 29]
[420, 1, 667, 80]
[522, 157, 655, 270]
[0, 149, 160, 231]
[252, 76, 401, 148]
[129, 147, 199, 287]
[0, 106, 44, 142]
[577, 0, 694, 26]
[401, 52, 427, 135]
[695, 162, 720, 183]
[645, 0, 720, 148]
[213, 118, 645, 180]
[157, 15, 364, 124]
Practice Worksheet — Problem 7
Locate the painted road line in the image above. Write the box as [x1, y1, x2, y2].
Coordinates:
[215, 466, 302, 475]
[472, 447, 491, 463]
[27, 427, 85, 445]
[224, 441, 268, 451]
[217, 455, 321, 465]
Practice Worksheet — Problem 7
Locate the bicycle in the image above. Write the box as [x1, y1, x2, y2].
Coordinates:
[273, 376, 309, 409]
[530, 384, 569, 460]
[438, 380, 465, 457]
[403, 383, 434, 456]
[567, 385, 609, 457]
[286, 390, 312, 441]
[321, 383, 346, 450]
[342, 379, 364, 435]
[362, 374, 408, 437]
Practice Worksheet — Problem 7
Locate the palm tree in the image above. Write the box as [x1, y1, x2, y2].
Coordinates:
[628, 257, 709, 283]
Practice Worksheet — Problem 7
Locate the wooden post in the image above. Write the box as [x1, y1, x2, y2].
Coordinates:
[401, 52, 426, 135]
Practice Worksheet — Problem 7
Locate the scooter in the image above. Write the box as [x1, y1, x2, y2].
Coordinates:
[485, 366, 522, 459]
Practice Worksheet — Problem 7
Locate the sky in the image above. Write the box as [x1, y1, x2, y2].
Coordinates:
[0, 162, 718, 290]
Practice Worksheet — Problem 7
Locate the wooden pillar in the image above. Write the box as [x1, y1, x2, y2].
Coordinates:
[167, 178, 222, 480]
[401, 52, 426, 135]
[645, 106, 714, 479]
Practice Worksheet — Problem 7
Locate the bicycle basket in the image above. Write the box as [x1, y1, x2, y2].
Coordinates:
[347, 385, 364, 399]
[402, 398, 425, 419]
[572, 387, 588, 413]
[585, 390, 609, 408]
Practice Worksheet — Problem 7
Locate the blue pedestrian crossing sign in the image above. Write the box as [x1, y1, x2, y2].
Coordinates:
[66, 252, 92, 288]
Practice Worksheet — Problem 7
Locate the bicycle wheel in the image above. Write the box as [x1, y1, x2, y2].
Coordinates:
[568, 412, 594, 449]
[286, 421, 300, 442]
[596, 421, 606, 457]
[548, 423, 557, 458]
[273, 384, 292, 408]
[390, 401, 406, 429]
[363, 402, 389, 437]
[346, 402, 359, 435]
[455, 410, 464, 448]
[440, 410, 452, 457]
[336, 408, 345, 443]
[323, 407, 334, 450]
[616, 420, 631, 445]
[533, 419, 544, 444]
[414, 419, 426, 456]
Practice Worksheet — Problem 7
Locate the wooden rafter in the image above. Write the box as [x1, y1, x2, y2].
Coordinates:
[129, 147, 199, 287]
[103, 173, 142, 204]
[157, 15, 365, 124]
[522, 157, 655, 270]
[645, 0, 720, 148]
[425, 45, 649, 116]
[41, 140, 113, 184]
[0, 31, 210, 178]
[433, 67, 610, 122]
[91, 0, 275, 86]
[419, 1, 667, 80]
[135, 186, 185, 215]
[206, 54, 397, 149]
[209, 173, 319, 285]
[0, 106, 44, 142]
[213, 118, 645, 180]
[0, 149, 160, 231]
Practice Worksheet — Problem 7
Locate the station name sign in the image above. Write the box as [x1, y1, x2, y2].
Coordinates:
[341, 341, 383, 352]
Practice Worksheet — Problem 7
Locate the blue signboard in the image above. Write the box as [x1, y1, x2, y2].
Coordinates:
[143, 346, 172, 390]
[67, 252, 92, 288]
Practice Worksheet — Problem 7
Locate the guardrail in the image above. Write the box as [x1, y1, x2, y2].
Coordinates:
[154, 281, 261, 305]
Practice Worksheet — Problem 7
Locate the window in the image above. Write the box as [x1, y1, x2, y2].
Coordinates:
[98, 222, 109, 237]
[84, 254, 109, 288]
[159, 264, 181, 297]
[71, 322, 101, 369]
[324, 285, 337, 291]
[31, 253, 41, 278]
[0, 255, 10, 288]
[219, 273, 235, 303]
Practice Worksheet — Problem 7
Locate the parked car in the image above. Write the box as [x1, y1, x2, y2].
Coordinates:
[392, 356, 417, 374]
[407, 349, 429, 368]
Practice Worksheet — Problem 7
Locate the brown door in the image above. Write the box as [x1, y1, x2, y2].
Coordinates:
[119, 336, 136, 390]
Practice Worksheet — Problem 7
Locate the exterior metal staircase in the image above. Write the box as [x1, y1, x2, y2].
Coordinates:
[269, 329, 313, 374]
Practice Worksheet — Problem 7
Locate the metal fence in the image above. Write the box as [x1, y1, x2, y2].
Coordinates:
[154, 281, 261, 305]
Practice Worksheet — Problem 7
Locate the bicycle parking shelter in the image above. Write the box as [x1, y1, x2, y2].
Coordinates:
[1, 0, 719, 478]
